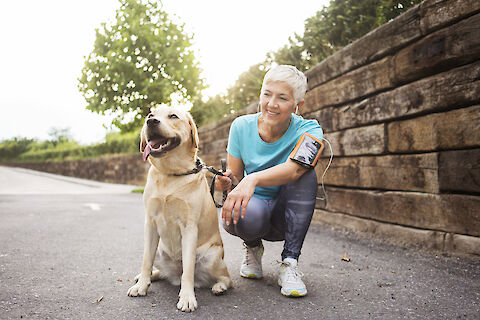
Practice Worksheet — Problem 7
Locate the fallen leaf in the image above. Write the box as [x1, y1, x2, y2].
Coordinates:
[92, 296, 104, 304]
[116, 279, 123, 282]
[151, 303, 157, 307]
[341, 252, 351, 262]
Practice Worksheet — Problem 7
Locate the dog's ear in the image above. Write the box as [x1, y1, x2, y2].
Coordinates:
[139, 126, 147, 152]
[186, 112, 199, 149]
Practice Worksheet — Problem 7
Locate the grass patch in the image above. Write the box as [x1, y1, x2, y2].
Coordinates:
[131, 188, 144, 194]
[1, 130, 141, 163]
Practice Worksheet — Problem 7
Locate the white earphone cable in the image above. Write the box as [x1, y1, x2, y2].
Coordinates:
[316, 137, 333, 201]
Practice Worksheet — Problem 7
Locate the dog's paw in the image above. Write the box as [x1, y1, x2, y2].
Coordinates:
[133, 273, 141, 283]
[211, 282, 228, 295]
[127, 280, 150, 297]
[134, 270, 161, 283]
[177, 290, 197, 312]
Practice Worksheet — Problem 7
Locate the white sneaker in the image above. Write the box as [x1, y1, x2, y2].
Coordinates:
[278, 258, 307, 297]
[239, 242, 264, 279]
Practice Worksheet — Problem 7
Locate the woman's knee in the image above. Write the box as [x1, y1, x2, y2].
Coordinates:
[222, 197, 271, 242]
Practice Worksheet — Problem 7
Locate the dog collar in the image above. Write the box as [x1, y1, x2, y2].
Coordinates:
[172, 158, 228, 208]
[173, 158, 204, 176]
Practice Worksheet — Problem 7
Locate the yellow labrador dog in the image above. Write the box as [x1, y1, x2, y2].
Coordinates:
[127, 105, 232, 312]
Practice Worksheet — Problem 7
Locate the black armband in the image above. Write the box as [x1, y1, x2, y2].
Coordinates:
[289, 133, 324, 169]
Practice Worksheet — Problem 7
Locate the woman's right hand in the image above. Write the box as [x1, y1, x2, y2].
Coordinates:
[215, 169, 234, 191]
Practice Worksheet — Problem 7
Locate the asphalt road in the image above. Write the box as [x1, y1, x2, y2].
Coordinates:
[0, 166, 479, 319]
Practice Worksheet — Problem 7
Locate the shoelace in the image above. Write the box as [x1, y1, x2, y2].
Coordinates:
[243, 244, 259, 266]
[278, 260, 304, 281]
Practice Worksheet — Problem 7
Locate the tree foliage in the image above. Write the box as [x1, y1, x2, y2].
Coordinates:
[0, 130, 140, 163]
[189, 95, 229, 127]
[48, 127, 74, 146]
[0, 137, 35, 161]
[78, 0, 204, 132]
[0, 129, 80, 162]
[376, 0, 423, 24]
[266, 36, 309, 72]
[190, 63, 268, 127]
[296, 0, 424, 67]
[225, 63, 267, 112]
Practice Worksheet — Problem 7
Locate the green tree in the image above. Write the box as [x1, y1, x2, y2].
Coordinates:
[48, 127, 73, 145]
[376, 0, 424, 24]
[267, 36, 309, 72]
[226, 63, 268, 112]
[190, 95, 229, 127]
[78, 0, 204, 132]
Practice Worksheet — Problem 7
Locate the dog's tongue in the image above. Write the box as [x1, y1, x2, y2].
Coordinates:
[142, 143, 152, 161]
[143, 139, 166, 161]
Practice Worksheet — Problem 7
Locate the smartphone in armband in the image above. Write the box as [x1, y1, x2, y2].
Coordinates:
[289, 133, 324, 169]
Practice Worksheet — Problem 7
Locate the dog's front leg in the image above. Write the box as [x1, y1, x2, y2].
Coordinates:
[127, 218, 159, 297]
[177, 224, 198, 312]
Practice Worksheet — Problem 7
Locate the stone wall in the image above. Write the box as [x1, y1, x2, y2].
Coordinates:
[198, 0, 480, 254]
[5, 155, 149, 187]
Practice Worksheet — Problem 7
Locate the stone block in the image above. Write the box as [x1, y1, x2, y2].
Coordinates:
[304, 57, 394, 112]
[388, 105, 480, 153]
[316, 153, 439, 193]
[324, 124, 385, 156]
[307, 107, 335, 133]
[439, 149, 480, 194]
[444, 233, 480, 256]
[393, 13, 480, 84]
[312, 209, 446, 251]
[321, 187, 480, 236]
[199, 138, 228, 156]
[199, 122, 231, 145]
[420, 0, 480, 34]
[307, 60, 480, 132]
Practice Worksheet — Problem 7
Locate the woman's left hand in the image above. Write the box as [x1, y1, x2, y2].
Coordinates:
[222, 174, 257, 225]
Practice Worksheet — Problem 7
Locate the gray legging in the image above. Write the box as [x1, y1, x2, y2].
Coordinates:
[223, 169, 317, 260]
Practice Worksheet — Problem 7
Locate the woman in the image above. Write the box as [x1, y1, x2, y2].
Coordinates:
[217, 65, 324, 297]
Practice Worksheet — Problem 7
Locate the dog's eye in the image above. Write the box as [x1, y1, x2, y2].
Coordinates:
[169, 114, 179, 119]
[147, 113, 153, 118]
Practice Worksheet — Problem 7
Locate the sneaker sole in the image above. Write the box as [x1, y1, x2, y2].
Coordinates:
[280, 288, 307, 297]
[278, 279, 307, 297]
[240, 272, 263, 279]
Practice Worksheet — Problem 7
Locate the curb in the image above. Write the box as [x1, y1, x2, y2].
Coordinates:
[312, 209, 480, 257]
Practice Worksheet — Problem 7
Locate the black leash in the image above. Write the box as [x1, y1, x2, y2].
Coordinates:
[209, 159, 228, 208]
[174, 158, 227, 208]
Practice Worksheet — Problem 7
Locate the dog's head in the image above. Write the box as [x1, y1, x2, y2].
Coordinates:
[140, 105, 199, 161]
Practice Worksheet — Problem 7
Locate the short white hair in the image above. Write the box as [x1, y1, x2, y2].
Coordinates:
[261, 65, 307, 104]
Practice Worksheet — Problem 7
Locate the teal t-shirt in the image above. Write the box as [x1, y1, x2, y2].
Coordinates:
[227, 113, 323, 199]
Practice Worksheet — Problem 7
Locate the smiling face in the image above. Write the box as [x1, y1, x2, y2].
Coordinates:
[140, 105, 198, 161]
[259, 81, 297, 129]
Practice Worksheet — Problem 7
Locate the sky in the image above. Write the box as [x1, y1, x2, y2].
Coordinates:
[0, 0, 329, 145]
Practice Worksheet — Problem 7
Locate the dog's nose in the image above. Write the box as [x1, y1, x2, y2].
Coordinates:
[147, 118, 160, 126]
